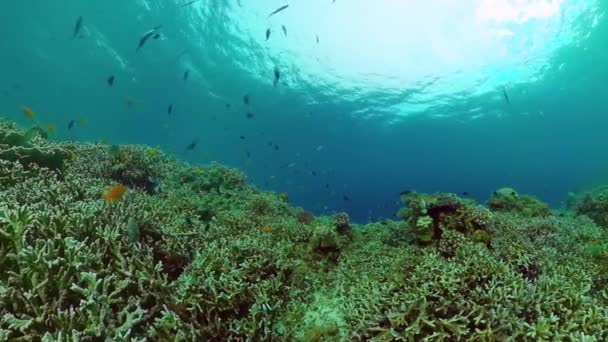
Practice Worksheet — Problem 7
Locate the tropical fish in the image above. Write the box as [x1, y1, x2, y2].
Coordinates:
[279, 193, 289, 201]
[168, 104, 173, 115]
[281, 25, 287, 36]
[181, 0, 200, 7]
[103, 184, 127, 202]
[22, 106, 35, 119]
[502, 86, 510, 104]
[183, 69, 189, 81]
[243, 94, 250, 105]
[192, 166, 202, 174]
[260, 225, 273, 233]
[136, 25, 162, 52]
[266, 28, 271, 41]
[73, 16, 84, 39]
[67, 120, 76, 130]
[79, 118, 88, 125]
[273, 67, 280, 87]
[185, 139, 198, 151]
[107, 75, 115, 86]
[45, 124, 57, 133]
[268, 4, 289, 18]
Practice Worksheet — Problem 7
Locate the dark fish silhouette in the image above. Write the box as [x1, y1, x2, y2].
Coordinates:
[168, 104, 173, 114]
[73, 16, 84, 39]
[225, 103, 231, 108]
[185, 139, 198, 151]
[246, 112, 254, 119]
[240, 135, 246, 140]
[137, 25, 162, 52]
[502, 86, 510, 104]
[462, 191, 470, 196]
[181, 0, 200, 7]
[67, 120, 76, 130]
[274, 145, 279, 150]
[273, 67, 280, 87]
[400, 190, 413, 196]
[183, 70, 189, 81]
[107, 75, 115, 86]
[343, 194, 350, 201]
[243, 94, 250, 105]
[268, 5, 289, 18]
[316, 35, 319, 43]
[266, 29, 271, 41]
[281, 25, 287, 36]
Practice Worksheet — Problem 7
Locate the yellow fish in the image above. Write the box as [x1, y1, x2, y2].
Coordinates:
[78, 118, 88, 125]
[260, 225, 273, 233]
[192, 166, 203, 174]
[22, 106, 35, 119]
[45, 124, 57, 132]
[279, 193, 289, 201]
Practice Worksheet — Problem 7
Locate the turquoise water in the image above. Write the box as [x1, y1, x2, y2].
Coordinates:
[1, 0, 606, 222]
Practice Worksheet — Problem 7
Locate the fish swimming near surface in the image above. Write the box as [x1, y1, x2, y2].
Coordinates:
[136, 25, 162, 52]
[268, 4, 289, 18]
[183, 70, 189, 81]
[281, 25, 287, 36]
[273, 67, 280, 87]
[243, 94, 250, 105]
[180, 0, 200, 7]
[266, 29, 271, 41]
[168, 104, 173, 115]
[107, 75, 115, 86]
[185, 138, 198, 151]
[502, 86, 510, 105]
[67, 120, 76, 130]
[316, 35, 319, 43]
[73, 16, 84, 39]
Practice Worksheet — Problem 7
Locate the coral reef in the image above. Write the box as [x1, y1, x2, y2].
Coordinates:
[486, 187, 552, 217]
[1, 118, 608, 340]
[570, 185, 608, 228]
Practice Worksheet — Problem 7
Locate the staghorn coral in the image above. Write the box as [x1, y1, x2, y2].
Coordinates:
[487, 187, 552, 218]
[1, 117, 608, 340]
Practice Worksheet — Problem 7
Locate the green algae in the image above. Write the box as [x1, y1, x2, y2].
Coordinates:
[1, 119, 608, 340]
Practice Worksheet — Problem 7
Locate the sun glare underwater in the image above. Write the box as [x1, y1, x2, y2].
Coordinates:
[1, 0, 607, 222]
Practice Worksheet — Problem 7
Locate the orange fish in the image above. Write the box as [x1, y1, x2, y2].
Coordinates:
[103, 184, 127, 202]
[22, 106, 35, 119]
[260, 225, 273, 233]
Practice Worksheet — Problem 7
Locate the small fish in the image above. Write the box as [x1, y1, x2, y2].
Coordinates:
[246, 151, 251, 158]
[266, 28, 271, 41]
[462, 191, 470, 196]
[240, 135, 246, 140]
[281, 25, 287, 36]
[22, 106, 35, 119]
[343, 194, 350, 201]
[325, 184, 330, 189]
[274, 145, 279, 150]
[45, 124, 57, 133]
[67, 120, 76, 130]
[246, 112, 254, 119]
[137, 25, 162, 52]
[311, 171, 317, 176]
[502, 86, 510, 104]
[107, 75, 115, 86]
[225, 103, 231, 109]
[183, 70, 189, 81]
[103, 184, 127, 202]
[79, 118, 88, 125]
[268, 4, 289, 18]
[287, 162, 296, 168]
[168, 104, 173, 115]
[316, 145, 324, 151]
[260, 225, 273, 233]
[273, 67, 280, 87]
[279, 193, 289, 201]
[180, 0, 200, 7]
[73, 16, 84, 39]
[243, 94, 250, 105]
[316, 35, 319, 44]
[192, 166, 202, 174]
[185, 139, 198, 151]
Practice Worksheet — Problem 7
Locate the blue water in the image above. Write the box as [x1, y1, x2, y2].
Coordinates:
[1, 0, 607, 222]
